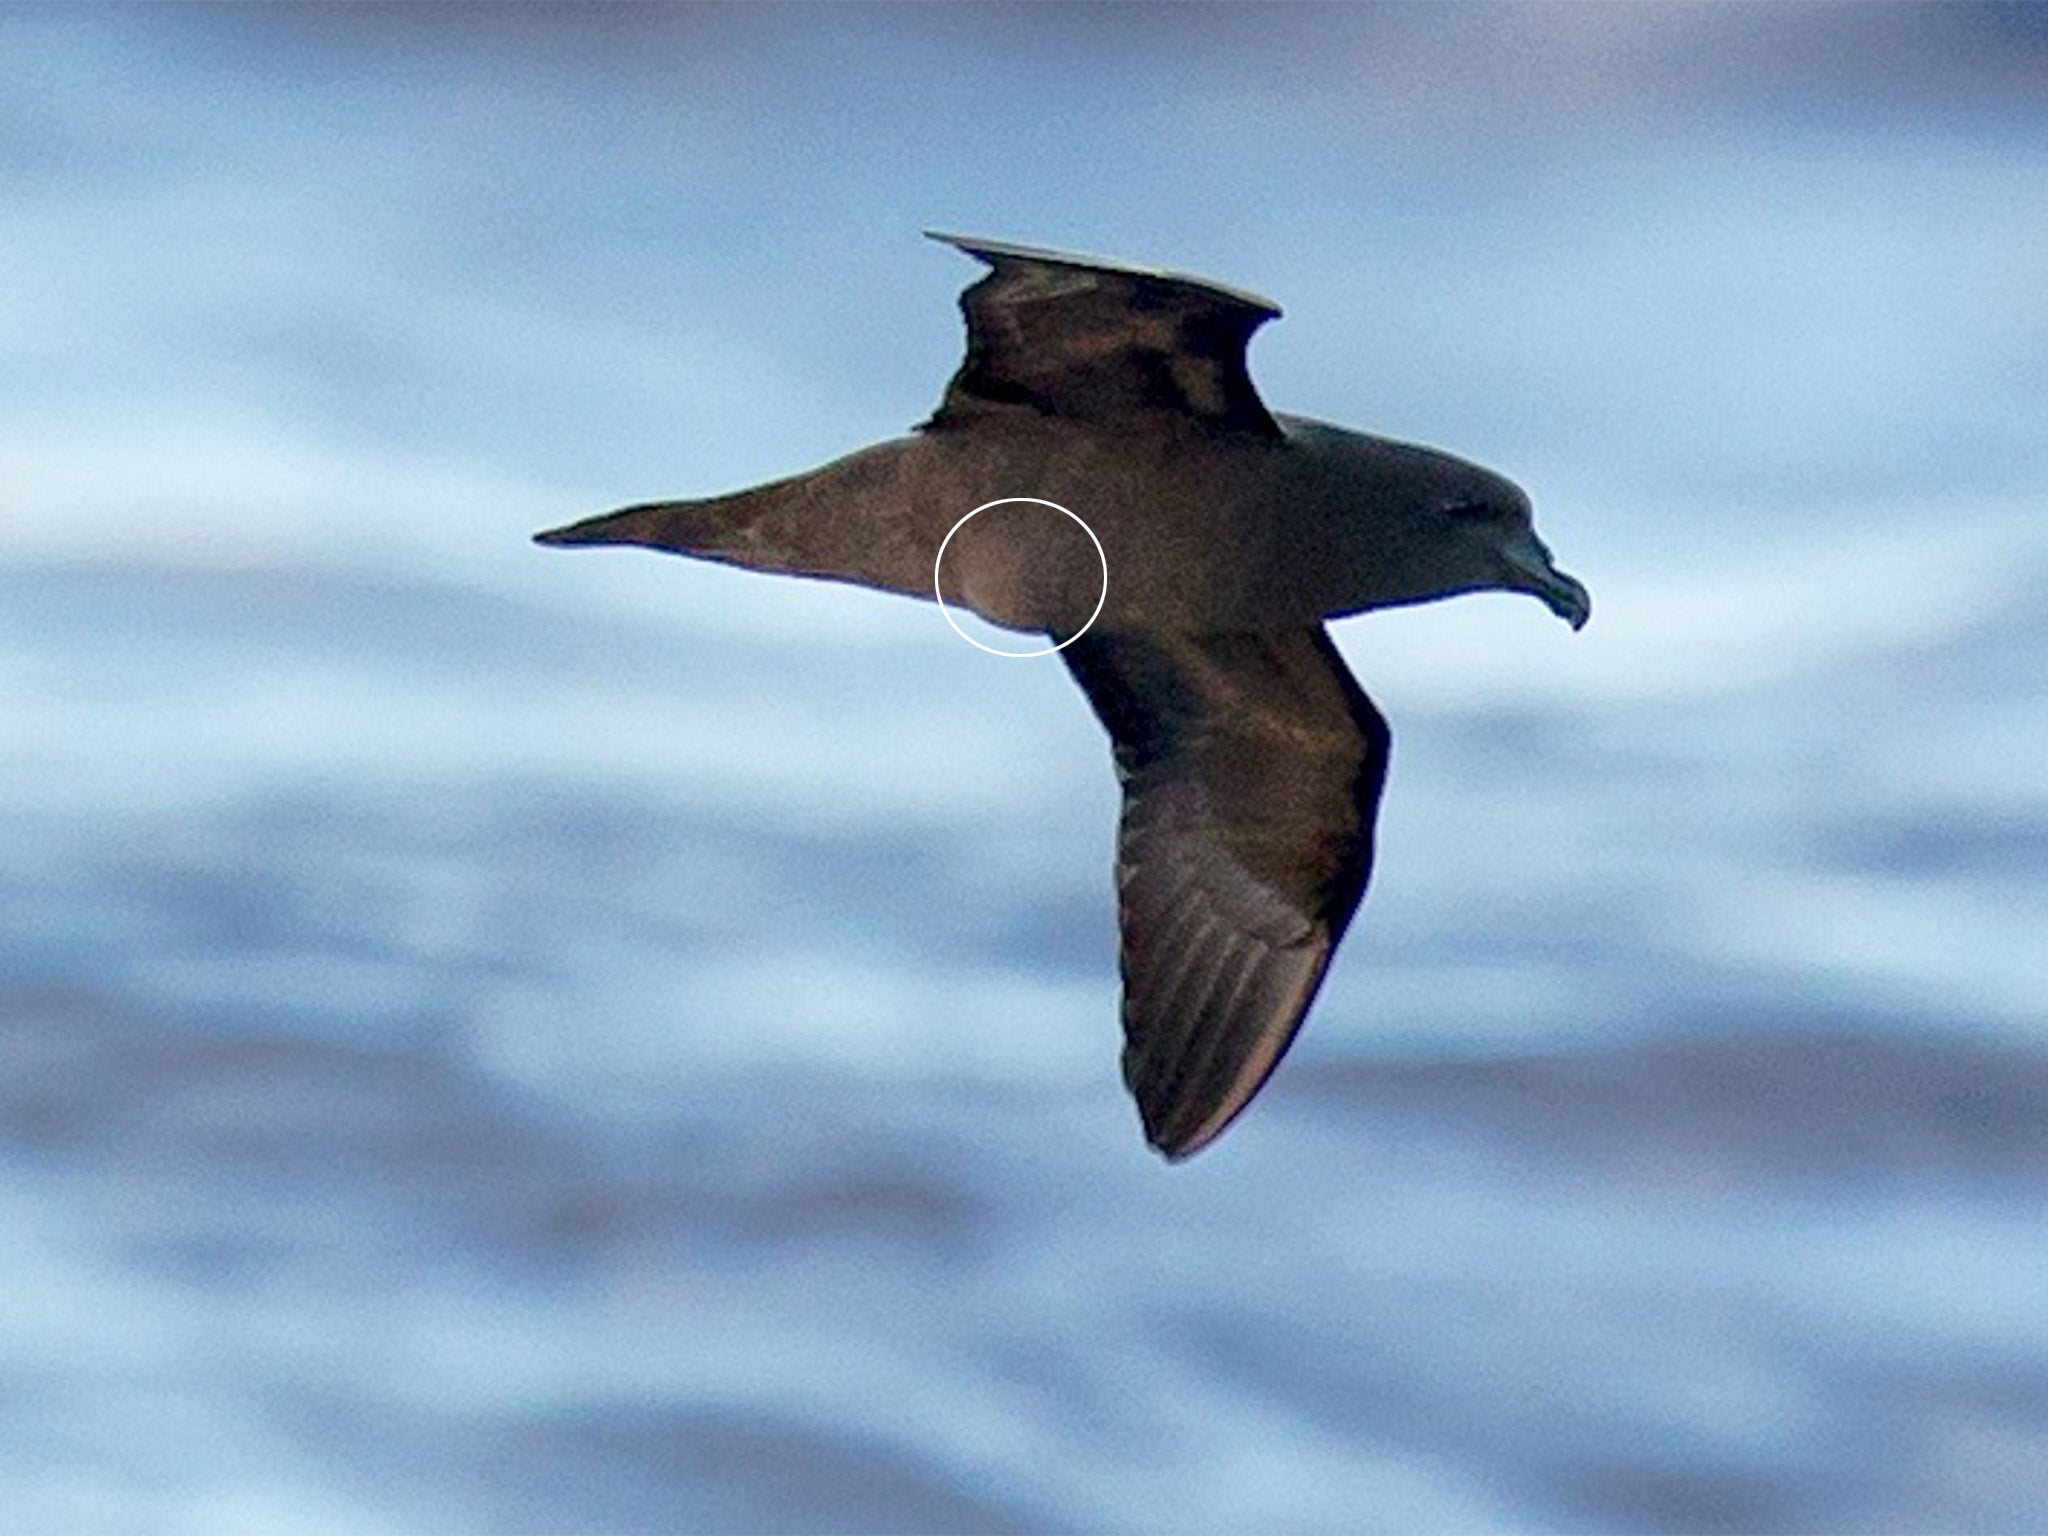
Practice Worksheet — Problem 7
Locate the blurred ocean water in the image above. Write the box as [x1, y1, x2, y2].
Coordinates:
[4, 5, 2048, 1531]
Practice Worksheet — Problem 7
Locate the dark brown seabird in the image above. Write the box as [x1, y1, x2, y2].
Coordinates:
[537, 232, 1590, 1161]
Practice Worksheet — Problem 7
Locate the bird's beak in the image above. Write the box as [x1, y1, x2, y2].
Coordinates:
[1539, 567, 1592, 631]
[1502, 533, 1591, 631]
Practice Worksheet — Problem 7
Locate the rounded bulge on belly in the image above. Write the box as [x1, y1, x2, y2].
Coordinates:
[934, 496, 1113, 637]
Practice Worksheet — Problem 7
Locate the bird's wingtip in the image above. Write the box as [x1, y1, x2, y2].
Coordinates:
[925, 229, 996, 261]
[1141, 1108, 1222, 1164]
[533, 507, 648, 548]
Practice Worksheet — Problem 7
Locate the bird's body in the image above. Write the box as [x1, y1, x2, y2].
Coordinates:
[538, 233, 1589, 1160]
[565, 411, 1563, 635]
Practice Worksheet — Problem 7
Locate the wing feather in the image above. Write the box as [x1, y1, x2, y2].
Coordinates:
[923, 232, 1284, 438]
[1061, 627, 1392, 1159]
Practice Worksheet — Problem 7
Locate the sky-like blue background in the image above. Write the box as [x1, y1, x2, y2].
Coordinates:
[4, 4, 2047, 1531]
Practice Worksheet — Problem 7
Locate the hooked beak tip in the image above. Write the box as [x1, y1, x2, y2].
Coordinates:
[1552, 579, 1592, 631]
[1500, 533, 1590, 632]
[1533, 564, 1591, 631]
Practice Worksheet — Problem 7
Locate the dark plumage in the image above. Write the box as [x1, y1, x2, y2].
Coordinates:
[537, 232, 1589, 1160]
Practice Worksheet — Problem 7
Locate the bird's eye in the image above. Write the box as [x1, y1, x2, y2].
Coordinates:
[1441, 498, 1499, 522]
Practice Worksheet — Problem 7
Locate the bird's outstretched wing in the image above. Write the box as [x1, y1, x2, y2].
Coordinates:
[923, 232, 1284, 439]
[1060, 626, 1390, 1159]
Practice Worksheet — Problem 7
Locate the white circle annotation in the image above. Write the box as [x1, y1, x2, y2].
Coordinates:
[932, 497, 1109, 658]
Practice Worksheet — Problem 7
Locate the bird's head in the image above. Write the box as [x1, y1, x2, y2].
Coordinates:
[1333, 432, 1590, 630]
[1431, 465, 1590, 631]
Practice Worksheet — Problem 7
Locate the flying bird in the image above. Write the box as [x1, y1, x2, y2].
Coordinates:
[537, 232, 1589, 1161]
